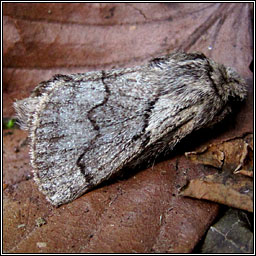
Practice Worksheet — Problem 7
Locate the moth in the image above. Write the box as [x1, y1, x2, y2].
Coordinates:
[14, 52, 247, 206]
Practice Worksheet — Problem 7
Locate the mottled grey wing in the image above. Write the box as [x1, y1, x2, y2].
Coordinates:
[30, 68, 211, 205]
[30, 69, 158, 206]
[28, 65, 215, 206]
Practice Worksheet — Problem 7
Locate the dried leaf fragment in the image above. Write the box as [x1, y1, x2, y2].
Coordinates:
[185, 134, 253, 174]
[183, 134, 253, 211]
[185, 145, 224, 169]
[180, 173, 253, 212]
[233, 134, 253, 177]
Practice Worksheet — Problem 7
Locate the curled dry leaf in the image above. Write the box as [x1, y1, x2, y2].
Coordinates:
[185, 133, 253, 175]
[183, 134, 253, 212]
[180, 173, 253, 212]
[233, 134, 253, 177]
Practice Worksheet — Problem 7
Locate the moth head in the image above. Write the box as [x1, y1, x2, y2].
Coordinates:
[225, 66, 247, 101]
[220, 66, 247, 103]
[210, 59, 247, 103]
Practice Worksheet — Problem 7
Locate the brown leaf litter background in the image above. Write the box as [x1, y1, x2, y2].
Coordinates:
[3, 3, 253, 253]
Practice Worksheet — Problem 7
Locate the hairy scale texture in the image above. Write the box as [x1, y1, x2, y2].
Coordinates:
[14, 52, 247, 206]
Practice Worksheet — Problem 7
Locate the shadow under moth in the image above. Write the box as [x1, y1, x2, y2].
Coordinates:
[14, 52, 247, 206]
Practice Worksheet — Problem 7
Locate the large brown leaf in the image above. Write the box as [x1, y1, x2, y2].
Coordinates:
[3, 3, 252, 253]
